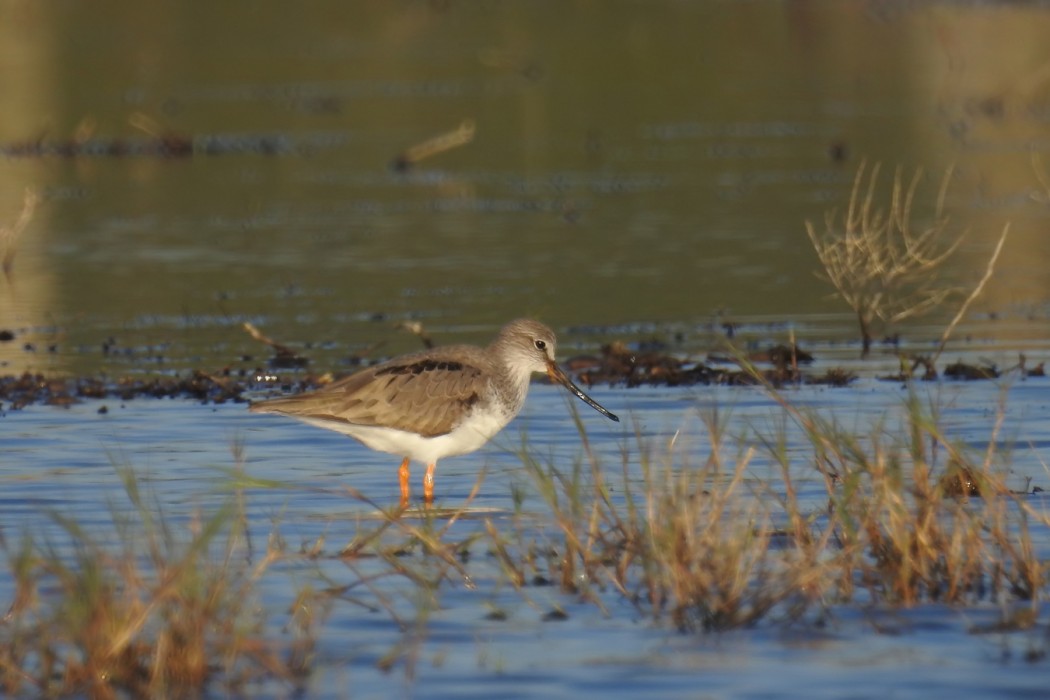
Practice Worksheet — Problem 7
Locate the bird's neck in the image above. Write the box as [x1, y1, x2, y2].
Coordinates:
[491, 362, 534, 415]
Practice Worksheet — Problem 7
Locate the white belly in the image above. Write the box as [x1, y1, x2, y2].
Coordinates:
[294, 405, 514, 466]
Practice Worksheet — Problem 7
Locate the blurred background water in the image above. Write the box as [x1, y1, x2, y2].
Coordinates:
[0, 1, 1048, 376]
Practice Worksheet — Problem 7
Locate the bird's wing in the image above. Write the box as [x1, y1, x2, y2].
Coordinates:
[251, 349, 490, 438]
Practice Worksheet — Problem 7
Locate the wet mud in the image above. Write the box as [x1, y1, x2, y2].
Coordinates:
[2, 327, 1038, 411]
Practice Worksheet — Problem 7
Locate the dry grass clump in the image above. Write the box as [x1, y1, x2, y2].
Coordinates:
[775, 387, 1045, 609]
[502, 409, 831, 632]
[626, 434, 826, 631]
[506, 381, 1048, 633]
[0, 464, 306, 698]
[0, 456, 502, 693]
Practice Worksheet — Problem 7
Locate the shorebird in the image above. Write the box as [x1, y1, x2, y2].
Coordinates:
[250, 319, 619, 504]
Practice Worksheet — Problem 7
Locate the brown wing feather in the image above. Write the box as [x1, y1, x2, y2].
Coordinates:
[250, 346, 491, 438]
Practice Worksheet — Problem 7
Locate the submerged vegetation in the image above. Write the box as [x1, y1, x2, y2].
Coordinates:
[1, 374, 1047, 695]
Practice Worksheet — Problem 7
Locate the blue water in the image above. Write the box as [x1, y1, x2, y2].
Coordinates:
[3, 375, 1049, 697]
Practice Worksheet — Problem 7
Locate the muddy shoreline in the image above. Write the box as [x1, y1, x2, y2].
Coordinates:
[2, 338, 1041, 411]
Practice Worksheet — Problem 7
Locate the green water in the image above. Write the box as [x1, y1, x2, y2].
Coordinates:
[0, 2, 1047, 375]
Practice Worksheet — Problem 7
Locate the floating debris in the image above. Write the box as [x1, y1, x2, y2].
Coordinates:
[943, 361, 999, 380]
[2, 323, 1035, 410]
[541, 608, 569, 622]
[571, 341, 851, 388]
[391, 119, 476, 172]
[754, 343, 814, 367]
[879, 355, 939, 382]
[1, 188, 39, 279]
[939, 464, 981, 498]
[242, 322, 309, 368]
[807, 368, 857, 387]
[0, 370, 250, 411]
[0, 129, 292, 159]
[395, 320, 434, 349]
[1016, 353, 1044, 378]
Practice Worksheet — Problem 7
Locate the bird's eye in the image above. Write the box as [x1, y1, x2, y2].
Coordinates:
[534, 339, 547, 351]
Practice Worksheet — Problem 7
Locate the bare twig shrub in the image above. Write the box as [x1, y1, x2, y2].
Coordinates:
[929, 223, 1009, 366]
[806, 163, 967, 356]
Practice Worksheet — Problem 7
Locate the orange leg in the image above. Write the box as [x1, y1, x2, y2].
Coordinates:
[423, 463, 436, 505]
[398, 458, 411, 506]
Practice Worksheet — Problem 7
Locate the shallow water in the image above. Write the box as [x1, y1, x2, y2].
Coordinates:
[4, 376, 1050, 697]
[2, 1, 1050, 697]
